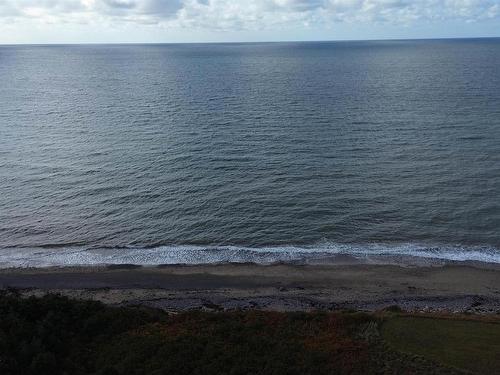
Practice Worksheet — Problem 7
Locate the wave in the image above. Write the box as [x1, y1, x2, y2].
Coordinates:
[0, 242, 499, 268]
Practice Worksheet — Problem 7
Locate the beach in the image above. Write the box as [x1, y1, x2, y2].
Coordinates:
[2, 262, 499, 314]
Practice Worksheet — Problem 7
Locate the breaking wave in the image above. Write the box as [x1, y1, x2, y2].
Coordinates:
[1, 242, 499, 268]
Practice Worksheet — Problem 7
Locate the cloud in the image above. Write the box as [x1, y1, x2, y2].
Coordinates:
[0, 0, 499, 30]
[98, 0, 184, 17]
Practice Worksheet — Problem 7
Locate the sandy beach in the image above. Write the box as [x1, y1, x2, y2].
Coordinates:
[2, 263, 499, 313]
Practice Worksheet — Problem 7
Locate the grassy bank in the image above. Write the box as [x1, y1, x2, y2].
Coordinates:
[0, 291, 498, 374]
[382, 315, 500, 374]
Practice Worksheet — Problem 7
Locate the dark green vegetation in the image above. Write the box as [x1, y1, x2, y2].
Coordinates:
[382, 316, 500, 374]
[0, 291, 498, 375]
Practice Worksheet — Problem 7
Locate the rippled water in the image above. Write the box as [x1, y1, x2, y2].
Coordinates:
[1, 39, 500, 266]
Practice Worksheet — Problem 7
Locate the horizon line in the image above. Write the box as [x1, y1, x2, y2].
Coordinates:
[1, 35, 499, 47]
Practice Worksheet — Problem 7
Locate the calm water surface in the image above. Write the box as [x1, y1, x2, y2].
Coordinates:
[1, 39, 500, 266]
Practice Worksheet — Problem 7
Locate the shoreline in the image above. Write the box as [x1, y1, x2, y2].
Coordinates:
[1, 263, 499, 314]
[2, 242, 500, 268]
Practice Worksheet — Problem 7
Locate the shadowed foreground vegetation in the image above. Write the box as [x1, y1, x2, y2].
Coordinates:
[0, 291, 498, 375]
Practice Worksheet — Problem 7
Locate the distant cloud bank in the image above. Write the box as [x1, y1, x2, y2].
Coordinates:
[1, 0, 499, 31]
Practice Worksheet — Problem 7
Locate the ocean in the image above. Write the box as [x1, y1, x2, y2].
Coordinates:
[1, 39, 500, 267]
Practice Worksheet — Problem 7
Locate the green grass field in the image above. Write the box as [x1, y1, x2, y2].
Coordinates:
[382, 315, 500, 374]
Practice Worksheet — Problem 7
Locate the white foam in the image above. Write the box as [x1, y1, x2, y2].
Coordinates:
[0, 242, 499, 268]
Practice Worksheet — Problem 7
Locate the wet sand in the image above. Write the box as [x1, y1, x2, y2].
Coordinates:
[1, 263, 499, 313]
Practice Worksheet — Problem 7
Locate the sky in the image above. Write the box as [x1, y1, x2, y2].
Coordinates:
[0, 0, 499, 44]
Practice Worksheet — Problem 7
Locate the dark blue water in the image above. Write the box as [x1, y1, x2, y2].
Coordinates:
[1, 39, 500, 266]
